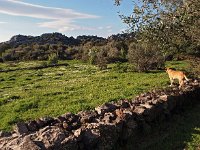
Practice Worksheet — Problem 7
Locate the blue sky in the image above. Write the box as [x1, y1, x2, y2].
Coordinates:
[0, 0, 133, 42]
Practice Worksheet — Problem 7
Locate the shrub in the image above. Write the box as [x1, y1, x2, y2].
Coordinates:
[40, 61, 48, 67]
[48, 53, 58, 65]
[128, 42, 165, 72]
[96, 48, 108, 70]
[112, 62, 128, 73]
[188, 57, 200, 78]
[88, 47, 98, 65]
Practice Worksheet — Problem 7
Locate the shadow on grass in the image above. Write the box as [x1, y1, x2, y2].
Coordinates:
[145, 70, 165, 74]
[121, 103, 200, 150]
[0, 63, 69, 73]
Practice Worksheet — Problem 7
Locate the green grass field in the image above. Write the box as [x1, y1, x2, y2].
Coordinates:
[0, 60, 199, 149]
[0, 60, 170, 130]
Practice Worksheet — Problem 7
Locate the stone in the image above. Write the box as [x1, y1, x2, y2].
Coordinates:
[0, 131, 12, 138]
[115, 109, 124, 119]
[133, 107, 145, 115]
[166, 96, 177, 111]
[61, 112, 73, 118]
[62, 121, 69, 130]
[36, 119, 46, 128]
[61, 135, 79, 150]
[65, 114, 80, 125]
[95, 123, 120, 150]
[82, 128, 100, 149]
[71, 122, 81, 130]
[88, 122, 100, 128]
[143, 105, 158, 122]
[27, 120, 39, 132]
[14, 122, 29, 135]
[120, 100, 130, 108]
[126, 119, 137, 130]
[140, 103, 153, 109]
[122, 109, 134, 121]
[95, 103, 118, 115]
[102, 112, 116, 123]
[159, 95, 168, 101]
[73, 128, 82, 138]
[19, 136, 42, 150]
[123, 109, 133, 115]
[36, 126, 66, 149]
[40, 116, 55, 125]
[79, 111, 97, 124]
[57, 116, 66, 123]
[121, 119, 137, 141]
[109, 103, 119, 110]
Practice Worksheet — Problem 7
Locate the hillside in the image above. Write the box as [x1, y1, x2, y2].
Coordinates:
[0, 33, 133, 62]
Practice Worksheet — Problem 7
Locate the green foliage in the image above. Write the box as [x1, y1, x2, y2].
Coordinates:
[0, 33, 131, 65]
[48, 53, 58, 65]
[39, 61, 48, 67]
[188, 57, 200, 78]
[0, 43, 11, 57]
[88, 47, 108, 70]
[96, 48, 108, 70]
[116, 0, 200, 57]
[128, 42, 165, 72]
[88, 47, 98, 65]
[112, 62, 128, 73]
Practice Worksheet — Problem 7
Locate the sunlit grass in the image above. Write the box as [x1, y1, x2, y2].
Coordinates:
[0, 60, 190, 130]
[1, 60, 199, 149]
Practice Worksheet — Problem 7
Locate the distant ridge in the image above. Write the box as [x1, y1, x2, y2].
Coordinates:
[6, 33, 81, 47]
[2, 32, 133, 46]
[0, 32, 134, 62]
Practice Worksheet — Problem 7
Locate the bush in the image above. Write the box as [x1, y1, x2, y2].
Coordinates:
[88, 47, 98, 65]
[128, 42, 165, 72]
[112, 62, 128, 73]
[96, 48, 108, 70]
[40, 61, 48, 67]
[48, 53, 58, 65]
[188, 57, 200, 78]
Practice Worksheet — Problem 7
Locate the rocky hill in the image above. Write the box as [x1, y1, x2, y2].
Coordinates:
[1, 33, 110, 48]
[0, 32, 133, 62]
[5, 33, 80, 47]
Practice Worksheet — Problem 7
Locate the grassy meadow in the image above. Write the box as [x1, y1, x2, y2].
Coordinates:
[0, 60, 199, 149]
[0, 60, 170, 130]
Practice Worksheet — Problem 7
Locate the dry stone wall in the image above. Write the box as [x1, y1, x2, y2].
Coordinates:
[0, 80, 200, 150]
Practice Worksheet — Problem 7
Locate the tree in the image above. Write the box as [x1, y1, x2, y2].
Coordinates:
[88, 47, 99, 65]
[96, 47, 108, 70]
[115, 0, 200, 58]
[128, 41, 164, 72]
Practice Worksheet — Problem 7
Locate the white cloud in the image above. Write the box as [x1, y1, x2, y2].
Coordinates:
[106, 25, 112, 29]
[107, 29, 112, 33]
[98, 26, 103, 30]
[0, 21, 7, 24]
[97, 25, 113, 31]
[38, 20, 96, 32]
[0, 0, 100, 31]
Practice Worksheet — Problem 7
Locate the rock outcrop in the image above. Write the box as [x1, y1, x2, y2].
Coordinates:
[0, 80, 200, 150]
